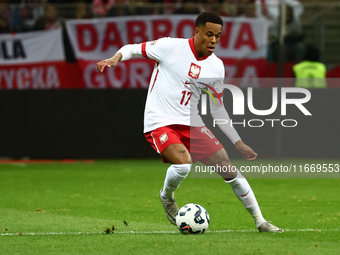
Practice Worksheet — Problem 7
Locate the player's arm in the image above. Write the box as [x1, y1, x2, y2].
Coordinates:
[209, 92, 257, 161]
[97, 43, 142, 72]
[97, 38, 173, 73]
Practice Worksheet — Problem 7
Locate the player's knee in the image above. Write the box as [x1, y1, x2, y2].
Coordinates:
[170, 153, 191, 164]
[215, 159, 238, 180]
[217, 158, 232, 168]
[162, 144, 191, 164]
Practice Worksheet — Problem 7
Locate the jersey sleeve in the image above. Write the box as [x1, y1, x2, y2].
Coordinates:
[117, 43, 143, 61]
[210, 100, 241, 144]
[209, 62, 241, 144]
[142, 37, 174, 62]
[117, 37, 174, 63]
[209, 61, 225, 100]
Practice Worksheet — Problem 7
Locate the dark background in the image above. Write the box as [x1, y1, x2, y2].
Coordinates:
[0, 89, 339, 159]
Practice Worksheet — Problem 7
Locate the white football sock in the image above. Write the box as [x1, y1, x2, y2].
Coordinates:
[161, 164, 191, 200]
[225, 171, 266, 227]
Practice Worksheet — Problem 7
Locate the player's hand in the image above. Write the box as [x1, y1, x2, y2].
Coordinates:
[235, 140, 257, 161]
[96, 53, 122, 72]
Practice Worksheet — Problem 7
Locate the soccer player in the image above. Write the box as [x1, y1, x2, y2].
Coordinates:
[97, 12, 283, 232]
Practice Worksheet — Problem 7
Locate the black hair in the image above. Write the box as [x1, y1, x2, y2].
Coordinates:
[195, 12, 223, 28]
[304, 44, 320, 62]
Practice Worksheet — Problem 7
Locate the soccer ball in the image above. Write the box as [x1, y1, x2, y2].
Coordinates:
[176, 203, 210, 234]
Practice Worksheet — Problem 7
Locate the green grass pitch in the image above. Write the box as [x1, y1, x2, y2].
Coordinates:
[1, 159, 339, 254]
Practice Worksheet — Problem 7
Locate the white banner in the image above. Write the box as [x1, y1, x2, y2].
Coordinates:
[66, 15, 268, 61]
[0, 29, 65, 65]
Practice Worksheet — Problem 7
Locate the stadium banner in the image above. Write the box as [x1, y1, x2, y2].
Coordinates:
[0, 29, 71, 90]
[66, 16, 269, 89]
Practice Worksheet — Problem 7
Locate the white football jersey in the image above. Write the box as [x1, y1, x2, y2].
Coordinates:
[139, 37, 225, 133]
[117, 37, 241, 144]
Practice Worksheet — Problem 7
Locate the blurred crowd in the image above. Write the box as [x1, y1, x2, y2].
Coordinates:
[0, 0, 306, 62]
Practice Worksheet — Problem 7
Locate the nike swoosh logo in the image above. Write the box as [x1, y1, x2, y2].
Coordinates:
[185, 81, 191, 85]
[241, 190, 250, 197]
[215, 141, 220, 145]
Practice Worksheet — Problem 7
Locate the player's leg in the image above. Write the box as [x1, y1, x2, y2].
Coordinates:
[206, 148, 265, 225]
[204, 148, 236, 180]
[145, 126, 192, 225]
[159, 144, 192, 225]
[205, 148, 283, 232]
[161, 143, 191, 199]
